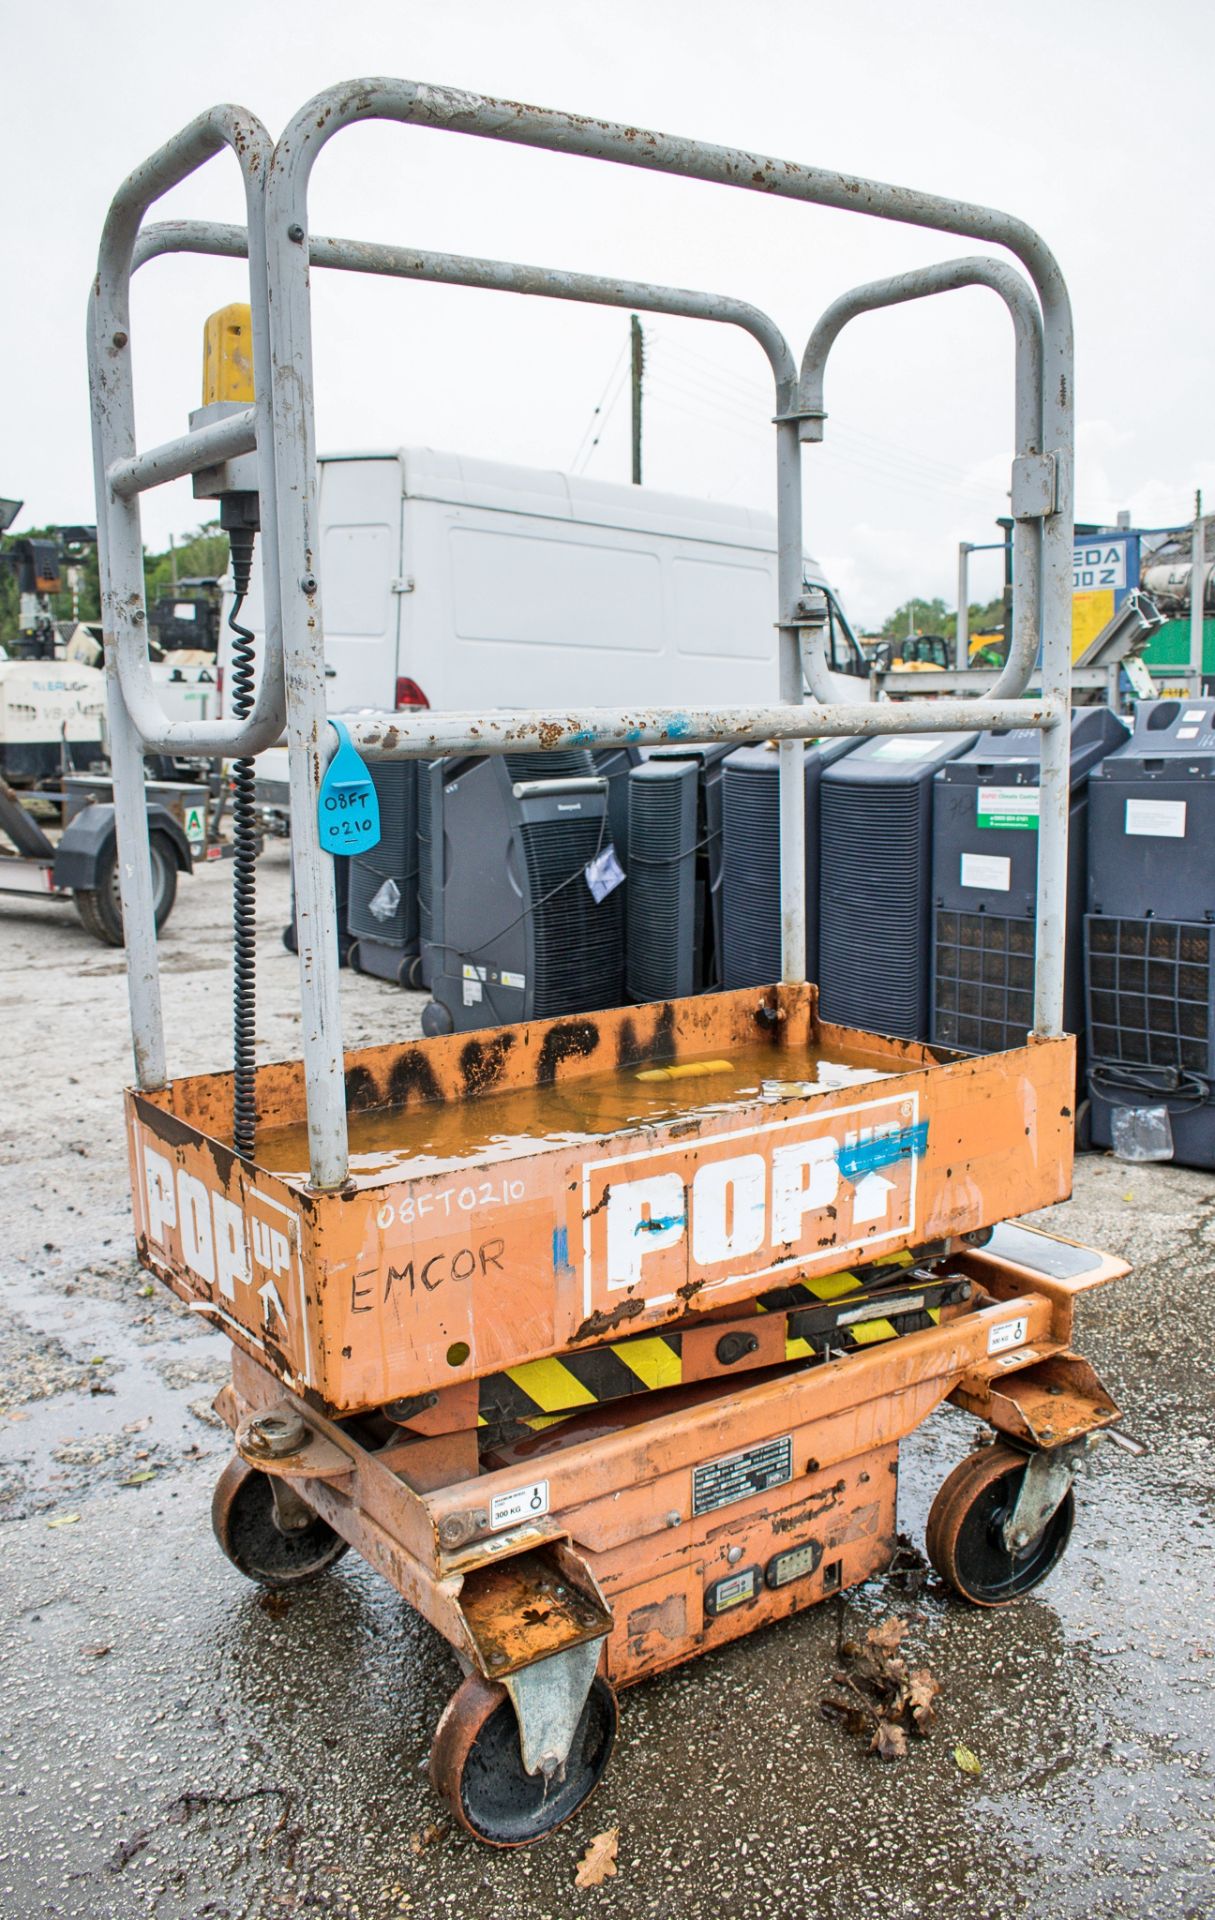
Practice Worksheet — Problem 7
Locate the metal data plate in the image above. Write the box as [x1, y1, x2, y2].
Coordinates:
[692, 1435, 793, 1518]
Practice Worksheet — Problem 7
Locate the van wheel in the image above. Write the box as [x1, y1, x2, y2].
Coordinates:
[75, 834, 177, 946]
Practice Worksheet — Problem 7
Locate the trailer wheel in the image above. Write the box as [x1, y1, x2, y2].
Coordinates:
[74, 833, 177, 946]
[926, 1443, 1074, 1607]
[429, 1671, 617, 1847]
[211, 1456, 348, 1588]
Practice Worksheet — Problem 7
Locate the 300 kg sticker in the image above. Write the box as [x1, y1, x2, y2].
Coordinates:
[489, 1480, 550, 1531]
[987, 1315, 1029, 1356]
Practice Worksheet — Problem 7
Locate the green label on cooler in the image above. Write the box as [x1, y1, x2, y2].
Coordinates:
[977, 786, 1040, 830]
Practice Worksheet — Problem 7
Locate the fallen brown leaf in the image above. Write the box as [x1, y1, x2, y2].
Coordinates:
[80, 1643, 112, 1659]
[907, 1667, 941, 1733]
[870, 1719, 908, 1761]
[867, 1616, 907, 1656]
[408, 1821, 447, 1854]
[575, 1826, 619, 1888]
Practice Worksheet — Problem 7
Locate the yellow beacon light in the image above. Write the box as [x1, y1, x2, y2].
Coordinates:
[201, 303, 255, 405]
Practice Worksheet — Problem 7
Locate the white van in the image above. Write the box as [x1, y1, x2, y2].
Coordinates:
[227, 448, 869, 792]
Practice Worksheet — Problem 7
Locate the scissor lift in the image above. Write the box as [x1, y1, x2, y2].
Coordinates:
[92, 79, 1124, 1844]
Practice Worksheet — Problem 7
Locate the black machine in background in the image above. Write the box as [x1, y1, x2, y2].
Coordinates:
[818, 732, 978, 1041]
[625, 744, 728, 1002]
[931, 709, 1128, 1067]
[422, 750, 625, 1036]
[347, 761, 421, 985]
[1084, 697, 1215, 1167]
[147, 576, 223, 655]
[720, 737, 859, 990]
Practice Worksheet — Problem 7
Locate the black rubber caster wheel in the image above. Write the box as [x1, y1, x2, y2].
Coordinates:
[211, 1456, 348, 1589]
[926, 1443, 1074, 1607]
[421, 998, 454, 1037]
[429, 1671, 618, 1846]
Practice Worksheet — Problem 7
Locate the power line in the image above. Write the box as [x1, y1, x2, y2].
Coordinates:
[568, 338, 630, 472]
[573, 360, 631, 476]
[646, 332, 1009, 493]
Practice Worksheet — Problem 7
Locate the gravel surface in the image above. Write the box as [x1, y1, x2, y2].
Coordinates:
[0, 847, 1212, 1919]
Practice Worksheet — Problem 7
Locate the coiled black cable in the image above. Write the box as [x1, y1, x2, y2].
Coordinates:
[227, 523, 258, 1160]
[1089, 1060, 1210, 1112]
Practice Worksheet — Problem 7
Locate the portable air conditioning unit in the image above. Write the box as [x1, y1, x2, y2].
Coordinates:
[423, 750, 625, 1036]
[591, 746, 642, 868]
[819, 732, 977, 1040]
[283, 854, 354, 965]
[415, 758, 441, 990]
[1084, 697, 1215, 1166]
[626, 744, 728, 1001]
[346, 761, 421, 986]
[720, 737, 860, 990]
[931, 709, 1127, 1062]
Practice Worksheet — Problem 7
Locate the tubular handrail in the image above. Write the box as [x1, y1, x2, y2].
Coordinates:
[93, 78, 1074, 1192]
[89, 104, 287, 760]
[132, 221, 800, 405]
[258, 80, 1073, 1185]
[337, 698, 1054, 760]
[795, 258, 1045, 706]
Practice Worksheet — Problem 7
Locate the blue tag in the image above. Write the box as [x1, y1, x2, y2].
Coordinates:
[318, 718, 381, 856]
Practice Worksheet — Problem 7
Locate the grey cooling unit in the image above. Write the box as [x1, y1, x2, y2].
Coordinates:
[416, 758, 441, 990]
[720, 737, 860, 989]
[591, 746, 642, 865]
[347, 761, 420, 985]
[283, 854, 353, 965]
[931, 708, 1127, 1061]
[423, 749, 624, 1036]
[1084, 697, 1215, 1166]
[819, 732, 977, 1040]
[625, 744, 728, 1002]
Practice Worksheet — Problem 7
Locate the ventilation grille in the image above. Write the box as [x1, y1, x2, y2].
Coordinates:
[504, 749, 595, 784]
[416, 759, 433, 949]
[347, 762, 418, 948]
[722, 759, 782, 988]
[521, 815, 623, 1015]
[934, 910, 1035, 1052]
[627, 766, 698, 1002]
[819, 783, 929, 1035]
[1085, 916, 1215, 1074]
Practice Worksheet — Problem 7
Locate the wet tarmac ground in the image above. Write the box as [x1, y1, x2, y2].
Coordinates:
[1, 847, 1213, 1920]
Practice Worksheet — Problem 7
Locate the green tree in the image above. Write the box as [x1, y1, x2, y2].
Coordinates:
[1, 521, 230, 645]
[881, 596, 952, 640]
[144, 523, 229, 605]
[877, 592, 1009, 647]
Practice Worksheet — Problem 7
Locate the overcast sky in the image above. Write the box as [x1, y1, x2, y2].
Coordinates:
[4, 0, 1213, 625]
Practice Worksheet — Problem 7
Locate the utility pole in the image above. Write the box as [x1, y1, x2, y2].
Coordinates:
[630, 315, 644, 486]
[1190, 487, 1205, 691]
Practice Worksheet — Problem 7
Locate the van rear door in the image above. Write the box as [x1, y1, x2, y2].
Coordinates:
[315, 457, 402, 711]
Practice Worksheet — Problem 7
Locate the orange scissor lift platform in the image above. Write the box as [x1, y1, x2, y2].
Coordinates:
[126, 985, 1124, 1842]
[92, 77, 1126, 1846]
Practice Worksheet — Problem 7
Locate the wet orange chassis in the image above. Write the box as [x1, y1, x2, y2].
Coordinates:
[126, 985, 1123, 1692]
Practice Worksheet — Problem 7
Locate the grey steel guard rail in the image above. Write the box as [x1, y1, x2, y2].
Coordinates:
[88, 107, 286, 762]
[797, 258, 1044, 707]
[92, 77, 1074, 1189]
[129, 221, 1052, 1076]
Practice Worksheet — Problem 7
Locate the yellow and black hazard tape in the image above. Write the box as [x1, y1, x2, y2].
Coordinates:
[476, 1250, 957, 1448]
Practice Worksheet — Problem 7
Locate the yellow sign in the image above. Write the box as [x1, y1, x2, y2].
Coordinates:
[1072, 588, 1116, 660]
